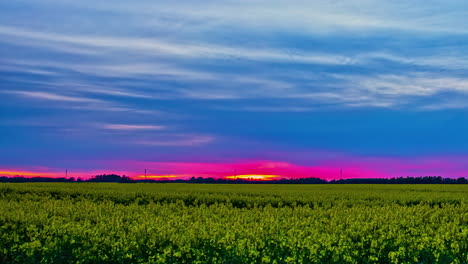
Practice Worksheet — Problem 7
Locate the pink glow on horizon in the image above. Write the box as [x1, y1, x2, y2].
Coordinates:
[110, 160, 388, 180]
[225, 174, 280, 181]
[0, 162, 378, 180]
[0, 170, 59, 177]
[0, 168, 133, 180]
[2, 155, 468, 180]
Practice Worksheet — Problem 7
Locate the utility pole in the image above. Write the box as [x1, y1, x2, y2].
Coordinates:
[66, 169, 68, 178]
[145, 169, 147, 181]
[340, 168, 343, 180]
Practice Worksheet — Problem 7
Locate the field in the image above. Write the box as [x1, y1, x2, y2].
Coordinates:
[0, 183, 467, 263]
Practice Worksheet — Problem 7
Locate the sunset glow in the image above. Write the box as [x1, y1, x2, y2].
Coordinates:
[225, 175, 279, 181]
[3, 155, 468, 181]
[0, 169, 132, 179]
[0, 171, 58, 177]
[135, 175, 179, 179]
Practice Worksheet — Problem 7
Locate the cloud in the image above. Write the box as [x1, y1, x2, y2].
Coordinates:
[5, 57, 468, 112]
[227, 106, 316, 112]
[1, 59, 217, 81]
[25, 0, 468, 35]
[1, 2, 468, 115]
[3, 90, 102, 103]
[6, 23, 468, 75]
[0, 25, 355, 65]
[100, 124, 165, 131]
[50, 82, 154, 99]
[334, 72, 468, 97]
[0, 64, 59, 76]
[135, 135, 214, 147]
[154, 0, 468, 34]
[359, 52, 468, 71]
[1, 90, 157, 114]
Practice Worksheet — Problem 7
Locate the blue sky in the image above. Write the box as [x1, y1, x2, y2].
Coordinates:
[1, 0, 468, 178]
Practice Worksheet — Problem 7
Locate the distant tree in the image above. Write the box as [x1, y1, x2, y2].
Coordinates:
[88, 174, 134, 183]
[457, 177, 468, 184]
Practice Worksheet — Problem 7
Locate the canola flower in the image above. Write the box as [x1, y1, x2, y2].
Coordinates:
[0, 183, 467, 263]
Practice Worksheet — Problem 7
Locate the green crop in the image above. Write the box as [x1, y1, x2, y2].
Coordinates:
[0, 183, 467, 263]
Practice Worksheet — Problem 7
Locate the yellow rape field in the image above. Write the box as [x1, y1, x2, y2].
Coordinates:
[0, 183, 467, 263]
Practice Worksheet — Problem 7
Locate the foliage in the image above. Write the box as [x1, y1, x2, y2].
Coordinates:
[0, 183, 467, 263]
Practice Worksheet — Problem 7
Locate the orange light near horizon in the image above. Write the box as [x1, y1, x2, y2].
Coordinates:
[135, 175, 179, 179]
[0, 170, 133, 179]
[225, 174, 279, 181]
[0, 171, 57, 177]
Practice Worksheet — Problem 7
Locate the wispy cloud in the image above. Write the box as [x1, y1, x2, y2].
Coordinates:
[3, 90, 102, 103]
[25, 0, 468, 35]
[1, 90, 157, 114]
[101, 124, 165, 131]
[135, 135, 214, 147]
[1, 59, 217, 81]
[150, 0, 468, 34]
[0, 25, 355, 65]
[332, 72, 468, 100]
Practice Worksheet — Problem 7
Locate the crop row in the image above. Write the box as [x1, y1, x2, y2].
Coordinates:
[0, 183, 467, 263]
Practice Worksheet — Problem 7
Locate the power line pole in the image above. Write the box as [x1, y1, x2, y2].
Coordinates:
[145, 169, 147, 181]
[340, 168, 343, 180]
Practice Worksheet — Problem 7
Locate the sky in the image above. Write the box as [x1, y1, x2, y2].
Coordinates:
[1, 0, 468, 180]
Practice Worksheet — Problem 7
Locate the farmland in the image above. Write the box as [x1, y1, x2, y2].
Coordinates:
[0, 183, 467, 263]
